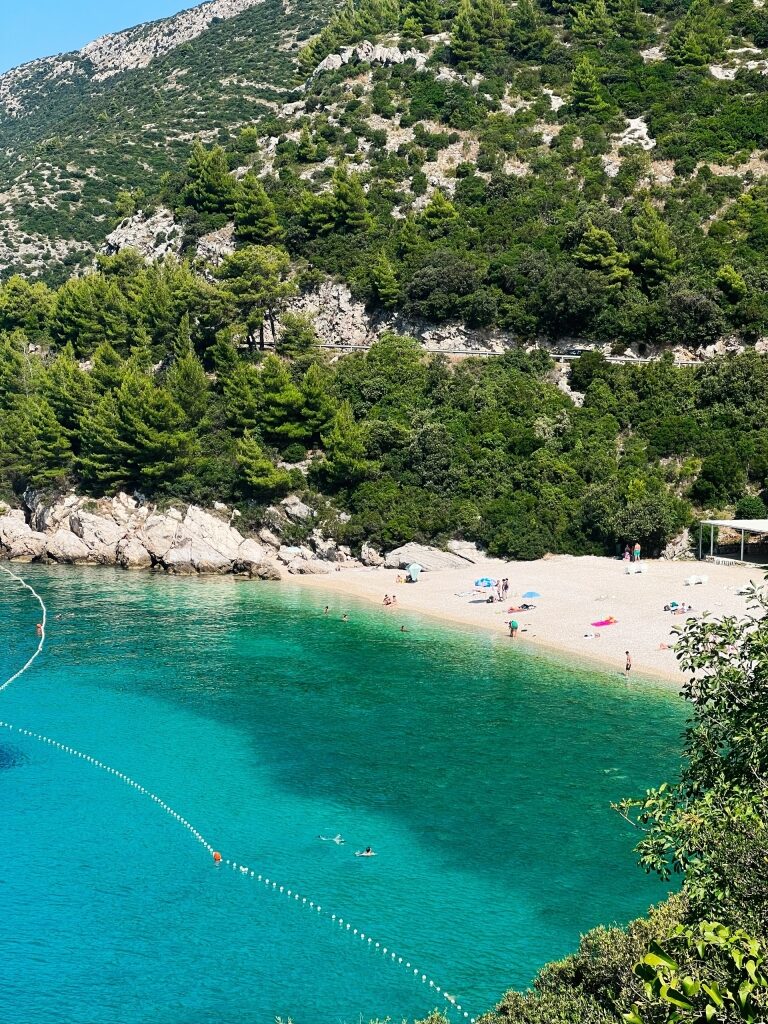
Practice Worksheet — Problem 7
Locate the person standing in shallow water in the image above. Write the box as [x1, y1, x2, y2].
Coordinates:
[625, 651, 632, 676]
[633, 541, 641, 562]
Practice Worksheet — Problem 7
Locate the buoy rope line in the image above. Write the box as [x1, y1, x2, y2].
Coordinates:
[0, 566, 476, 1022]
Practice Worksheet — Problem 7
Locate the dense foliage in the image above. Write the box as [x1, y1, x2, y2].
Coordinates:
[2, 250, 768, 557]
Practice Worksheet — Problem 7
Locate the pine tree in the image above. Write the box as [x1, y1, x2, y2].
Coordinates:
[575, 221, 631, 288]
[402, 0, 441, 34]
[43, 345, 95, 445]
[300, 363, 336, 443]
[571, 0, 613, 44]
[631, 201, 679, 288]
[79, 370, 196, 491]
[210, 331, 240, 380]
[451, 0, 511, 69]
[0, 394, 72, 489]
[258, 354, 306, 444]
[666, 0, 725, 66]
[275, 313, 319, 359]
[296, 125, 318, 163]
[319, 400, 373, 488]
[223, 363, 261, 434]
[165, 351, 210, 426]
[183, 142, 236, 215]
[570, 56, 610, 116]
[234, 174, 284, 246]
[236, 431, 292, 500]
[173, 313, 194, 362]
[611, 0, 643, 40]
[509, 0, 551, 58]
[419, 189, 459, 238]
[0, 330, 27, 402]
[332, 166, 371, 232]
[52, 274, 131, 356]
[0, 275, 54, 340]
[91, 342, 125, 394]
[371, 252, 401, 307]
[299, 190, 337, 238]
[451, 0, 482, 66]
[217, 245, 295, 349]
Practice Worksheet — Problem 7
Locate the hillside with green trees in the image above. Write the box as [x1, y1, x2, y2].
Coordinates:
[2, 1, 768, 1021]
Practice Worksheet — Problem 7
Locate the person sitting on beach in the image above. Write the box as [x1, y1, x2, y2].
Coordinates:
[383, 595, 391, 606]
[396, 574, 404, 584]
[391, 594, 397, 605]
[583, 631, 601, 640]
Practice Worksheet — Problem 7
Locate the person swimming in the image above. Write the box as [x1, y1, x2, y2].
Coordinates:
[35, 623, 43, 636]
[356, 846, 376, 857]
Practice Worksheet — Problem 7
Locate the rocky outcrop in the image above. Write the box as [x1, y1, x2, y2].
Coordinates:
[314, 40, 427, 77]
[102, 208, 181, 262]
[361, 541, 385, 566]
[384, 543, 471, 571]
[5, 491, 359, 579]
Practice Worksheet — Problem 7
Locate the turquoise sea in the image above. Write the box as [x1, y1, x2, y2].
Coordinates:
[0, 567, 684, 1024]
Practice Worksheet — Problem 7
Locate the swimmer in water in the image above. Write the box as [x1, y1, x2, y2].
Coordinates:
[318, 834, 345, 844]
[400, 625, 409, 633]
[324, 606, 330, 615]
[356, 846, 376, 857]
[35, 623, 43, 636]
[342, 613, 349, 622]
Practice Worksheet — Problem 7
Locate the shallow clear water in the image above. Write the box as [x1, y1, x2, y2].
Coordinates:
[0, 567, 684, 1024]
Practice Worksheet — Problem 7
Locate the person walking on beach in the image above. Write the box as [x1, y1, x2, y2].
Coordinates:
[633, 541, 641, 562]
[625, 651, 632, 676]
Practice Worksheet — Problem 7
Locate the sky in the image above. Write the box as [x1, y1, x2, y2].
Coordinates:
[0, 1, 197, 73]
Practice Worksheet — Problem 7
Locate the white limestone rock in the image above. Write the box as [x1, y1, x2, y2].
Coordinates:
[138, 514, 180, 560]
[0, 516, 48, 562]
[70, 510, 127, 563]
[281, 495, 314, 522]
[117, 537, 153, 570]
[446, 540, 483, 563]
[181, 506, 244, 562]
[235, 538, 268, 573]
[287, 558, 332, 575]
[384, 543, 470, 571]
[102, 208, 181, 262]
[360, 541, 384, 566]
[46, 530, 92, 564]
[258, 527, 282, 549]
[163, 538, 233, 575]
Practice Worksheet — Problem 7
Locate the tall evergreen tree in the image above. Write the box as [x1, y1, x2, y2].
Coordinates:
[571, 0, 613, 44]
[258, 355, 306, 445]
[223, 363, 261, 435]
[332, 166, 371, 232]
[371, 252, 401, 307]
[43, 345, 95, 446]
[217, 246, 295, 349]
[165, 351, 210, 426]
[183, 142, 236, 215]
[0, 393, 72, 489]
[402, 0, 442, 34]
[419, 189, 460, 238]
[234, 174, 284, 246]
[575, 221, 631, 288]
[319, 400, 373, 488]
[299, 363, 336, 443]
[570, 56, 610, 116]
[509, 0, 551, 57]
[236, 431, 291, 499]
[451, 0, 511, 69]
[79, 371, 196, 491]
[631, 201, 679, 288]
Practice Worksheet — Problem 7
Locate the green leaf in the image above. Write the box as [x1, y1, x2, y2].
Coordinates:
[644, 942, 679, 970]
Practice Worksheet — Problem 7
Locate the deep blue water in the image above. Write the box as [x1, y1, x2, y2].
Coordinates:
[0, 567, 684, 1024]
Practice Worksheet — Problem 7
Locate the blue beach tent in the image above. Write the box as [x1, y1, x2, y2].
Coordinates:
[407, 563, 423, 582]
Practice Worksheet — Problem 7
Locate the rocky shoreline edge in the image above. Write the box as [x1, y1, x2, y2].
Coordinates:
[0, 492, 481, 579]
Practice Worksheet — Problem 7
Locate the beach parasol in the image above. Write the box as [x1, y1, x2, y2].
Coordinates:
[407, 563, 423, 582]
[522, 591, 541, 599]
[474, 577, 497, 588]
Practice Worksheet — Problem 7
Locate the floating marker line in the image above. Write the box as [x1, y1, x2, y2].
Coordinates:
[0, 566, 476, 1021]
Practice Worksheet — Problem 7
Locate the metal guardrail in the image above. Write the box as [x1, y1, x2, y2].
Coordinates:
[318, 343, 701, 366]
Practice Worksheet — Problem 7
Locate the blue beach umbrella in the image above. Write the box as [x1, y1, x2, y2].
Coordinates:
[474, 577, 497, 588]
[522, 591, 541, 599]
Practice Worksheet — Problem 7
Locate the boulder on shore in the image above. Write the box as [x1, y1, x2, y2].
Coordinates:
[117, 537, 153, 570]
[384, 543, 470, 571]
[46, 530, 92, 564]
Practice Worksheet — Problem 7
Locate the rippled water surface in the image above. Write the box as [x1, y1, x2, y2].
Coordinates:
[0, 567, 684, 1024]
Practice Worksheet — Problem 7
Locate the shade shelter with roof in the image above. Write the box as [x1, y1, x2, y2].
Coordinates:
[699, 518, 768, 563]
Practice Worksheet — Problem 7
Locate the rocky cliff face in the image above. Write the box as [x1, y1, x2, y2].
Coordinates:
[0, 0, 265, 116]
[0, 492, 366, 578]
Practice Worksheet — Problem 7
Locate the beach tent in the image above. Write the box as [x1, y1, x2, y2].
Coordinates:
[474, 577, 497, 588]
[407, 563, 423, 582]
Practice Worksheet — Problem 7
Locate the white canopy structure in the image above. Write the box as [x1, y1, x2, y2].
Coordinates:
[699, 519, 768, 562]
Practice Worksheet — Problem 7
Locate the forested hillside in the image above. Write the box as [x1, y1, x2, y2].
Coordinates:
[1, 0, 768, 555]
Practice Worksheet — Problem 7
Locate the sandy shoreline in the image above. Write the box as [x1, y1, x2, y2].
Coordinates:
[287, 554, 761, 685]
